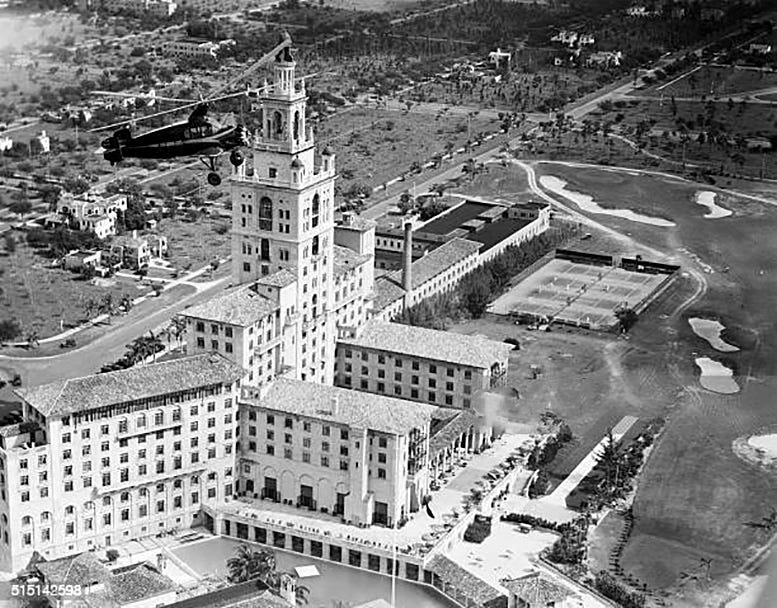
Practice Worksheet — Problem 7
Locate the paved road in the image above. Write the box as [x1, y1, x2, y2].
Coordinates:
[0, 275, 231, 387]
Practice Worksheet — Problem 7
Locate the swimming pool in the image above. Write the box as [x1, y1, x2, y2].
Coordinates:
[172, 536, 457, 608]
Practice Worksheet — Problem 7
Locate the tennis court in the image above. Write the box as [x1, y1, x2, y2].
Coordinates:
[488, 258, 670, 330]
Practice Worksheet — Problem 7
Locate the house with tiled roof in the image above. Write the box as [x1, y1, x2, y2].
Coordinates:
[501, 571, 576, 608]
[335, 320, 511, 409]
[3, 353, 244, 573]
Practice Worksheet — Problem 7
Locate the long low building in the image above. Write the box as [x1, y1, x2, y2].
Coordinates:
[335, 320, 512, 409]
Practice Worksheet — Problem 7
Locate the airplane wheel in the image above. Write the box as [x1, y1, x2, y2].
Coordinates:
[229, 150, 244, 167]
[207, 172, 222, 187]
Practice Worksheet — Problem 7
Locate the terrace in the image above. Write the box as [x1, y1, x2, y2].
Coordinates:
[207, 434, 533, 564]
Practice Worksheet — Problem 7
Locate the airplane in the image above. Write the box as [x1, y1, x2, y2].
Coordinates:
[95, 32, 293, 187]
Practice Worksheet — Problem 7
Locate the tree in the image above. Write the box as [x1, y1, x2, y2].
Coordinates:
[596, 430, 623, 489]
[398, 190, 415, 215]
[120, 294, 134, 313]
[227, 544, 276, 584]
[614, 306, 638, 333]
[9, 199, 32, 220]
[166, 316, 187, 348]
[83, 298, 97, 320]
[461, 273, 491, 318]
[62, 174, 91, 195]
[0, 319, 22, 344]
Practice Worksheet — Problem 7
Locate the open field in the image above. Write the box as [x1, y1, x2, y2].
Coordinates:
[0, 237, 150, 338]
[157, 217, 231, 270]
[487, 257, 668, 329]
[315, 106, 498, 193]
[320, 0, 423, 10]
[635, 65, 777, 98]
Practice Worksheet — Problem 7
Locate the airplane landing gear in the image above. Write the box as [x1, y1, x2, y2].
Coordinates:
[229, 150, 244, 167]
[207, 172, 222, 187]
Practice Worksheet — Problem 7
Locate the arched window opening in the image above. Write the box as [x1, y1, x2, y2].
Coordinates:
[273, 111, 283, 137]
[293, 111, 300, 140]
[311, 235, 319, 257]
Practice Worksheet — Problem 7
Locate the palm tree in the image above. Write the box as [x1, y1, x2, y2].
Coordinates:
[120, 294, 134, 314]
[167, 316, 187, 350]
[25, 329, 40, 350]
[83, 298, 97, 321]
[226, 544, 276, 584]
[100, 294, 114, 318]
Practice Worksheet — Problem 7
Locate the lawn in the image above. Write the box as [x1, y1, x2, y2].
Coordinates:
[0, 237, 149, 338]
[635, 65, 777, 98]
[450, 161, 534, 201]
[315, 106, 499, 194]
[524, 162, 777, 596]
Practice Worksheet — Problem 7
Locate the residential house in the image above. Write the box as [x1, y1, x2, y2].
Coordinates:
[110, 230, 152, 269]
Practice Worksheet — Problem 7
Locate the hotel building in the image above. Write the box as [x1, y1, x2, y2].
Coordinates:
[1, 354, 243, 573]
[335, 320, 511, 409]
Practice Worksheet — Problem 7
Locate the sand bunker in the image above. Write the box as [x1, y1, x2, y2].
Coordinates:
[695, 191, 732, 219]
[539, 175, 676, 227]
[734, 433, 777, 471]
[695, 357, 739, 394]
[688, 318, 739, 352]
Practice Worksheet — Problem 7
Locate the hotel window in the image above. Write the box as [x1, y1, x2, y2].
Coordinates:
[191, 453, 199, 463]
[446, 382, 454, 391]
[191, 421, 198, 431]
[412, 361, 419, 370]
[102, 473, 111, 486]
[303, 438, 311, 448]
[429, 378, 437, 388]
[339, 460, 349, 471]
[463, 398, 471, 407]
[378, 469, 386, 479]
[378, 369, 385, 379]
[445, 395, 454, 405]
[447, 367, 455, 377]
[341, 429, 349, 440]
[81, 428, 90, 439]
[82, 445, 91, 456]
[322, 441, 330, 452]
[428, 392, 436, 403]
[345, 349, 352, 358]
[394, 372, 402, 381]
[267, 414, 275, 425]
[211, 340, 218, 350]
[196, 322, 204, 332]
[191, 405, 199, 416]
[264, 429, 272, 439]
[138, 464, 147, 475]
[379, 437, 387, 448]
[62, 433, 71, 443]
[395, 358, 402, 367]
[284, 448, 292, 459]
[285, 434, 292, 444]
[285, 417, 293, 429]
[303, 421, 311, 432]
[361, 366, 368, 375]
[101, 441, 109, 452]
[340, 446, 349, 457]
[120, 469, 129, 482]
[267, 445, 275, 455]
[394, 386, 402, 396]
[211, 324, 219, 334]
[361, 352, 368, 361]
[360, 379, 368, 389]
[463, 385, 471, 395]
[429, 364, 437, 373]
[464, 370, 472, 380]
[378, 453, 387, 463]
[225, 327, 233, 338]
[302, 452, 311, 463]
[411, 375, 419, 385]
[249, 441, 257, 452]
[378, 354, 385, 364]
[321, 456, 329, 467]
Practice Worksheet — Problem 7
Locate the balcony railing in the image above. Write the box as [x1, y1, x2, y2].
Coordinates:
[296, 496, 317, 511]
[261, 487, 280, 502]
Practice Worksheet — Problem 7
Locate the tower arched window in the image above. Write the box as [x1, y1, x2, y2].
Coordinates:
[311, 235, 319, 257]
[259, 197, 273, 231]
[293, 111, 300, 140]
[273, 111, 283, 137]
[311, 194, 320, 228]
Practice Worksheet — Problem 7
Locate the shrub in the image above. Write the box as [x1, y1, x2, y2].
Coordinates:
[106, 549, 120, 562]
[463, 515, 492, 543]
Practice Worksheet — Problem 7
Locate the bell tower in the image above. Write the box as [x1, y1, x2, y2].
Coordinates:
[231, 40, 338, 386]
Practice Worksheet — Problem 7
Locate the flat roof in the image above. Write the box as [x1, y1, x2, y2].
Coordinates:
[340, 320, 512, 369]
[467, 217, 533, 252]
[419, 201, 494, 236]
[17, 353, 244, 418]
[243, 378, 437, 435]
[182, 286, 278, 326]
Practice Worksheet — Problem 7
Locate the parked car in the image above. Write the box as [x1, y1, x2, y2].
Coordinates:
[503, 337, 521, 350]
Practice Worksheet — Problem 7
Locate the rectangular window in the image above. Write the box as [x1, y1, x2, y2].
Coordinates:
[284, 447, 292, 459]
[321, 456, 329, 467]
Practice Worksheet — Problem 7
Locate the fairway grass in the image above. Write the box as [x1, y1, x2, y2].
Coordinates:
[503, 162, 777, 595]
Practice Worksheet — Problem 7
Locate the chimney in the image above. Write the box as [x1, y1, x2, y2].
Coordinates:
[132, 229, 137, 240]
[402, 222, 413, 292]
[332, 395, 339, 417]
